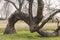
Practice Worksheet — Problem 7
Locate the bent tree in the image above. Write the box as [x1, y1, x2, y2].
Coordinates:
[4, 0, 60, 37]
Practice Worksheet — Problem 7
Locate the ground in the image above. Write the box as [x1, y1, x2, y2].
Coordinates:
[0, 20, 60, 40]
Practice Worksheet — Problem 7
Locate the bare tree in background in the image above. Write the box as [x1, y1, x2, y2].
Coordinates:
[3, 0, 60, 37]
[0, 0, 10, 20]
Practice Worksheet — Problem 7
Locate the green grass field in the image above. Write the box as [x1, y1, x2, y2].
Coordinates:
[0, 27, 60, 40]
[0, 20, 60, 40]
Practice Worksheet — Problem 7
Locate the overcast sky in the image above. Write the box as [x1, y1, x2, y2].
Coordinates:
[0, 0, 60, 18]
[43, 0, 60, 9]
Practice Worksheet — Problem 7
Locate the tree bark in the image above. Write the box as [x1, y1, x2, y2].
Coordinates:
[34, 0, 44, 24]
[4, 10, 30, 34]
[37, 26, 60, 37]
[4, 11, 20, 34]
[28, 0, 44, 32]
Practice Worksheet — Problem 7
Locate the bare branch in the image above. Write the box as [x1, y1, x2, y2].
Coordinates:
[5, 0, 19, 10]
[18, 0, 24, 12]
[28, 0, 34, 24]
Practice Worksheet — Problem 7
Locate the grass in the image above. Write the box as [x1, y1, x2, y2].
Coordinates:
[0, 20, 60, 40]
[0, 27, 60, 40]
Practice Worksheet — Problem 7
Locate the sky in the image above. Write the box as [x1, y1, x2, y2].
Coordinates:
[0, 0, 60, 18]
[43, 0, 60, 9]
[0, 0, 60, 12]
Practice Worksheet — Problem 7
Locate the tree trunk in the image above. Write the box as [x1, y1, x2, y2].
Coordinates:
[4, 11, 20, 34]
[4, 0, 60, 37]
[28, 0, 44, 32]
[34, 0, 44, 24]
[4, 0, 44, 34]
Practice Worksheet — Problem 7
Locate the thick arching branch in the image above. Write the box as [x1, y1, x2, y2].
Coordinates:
[38, 9, 60, 30]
